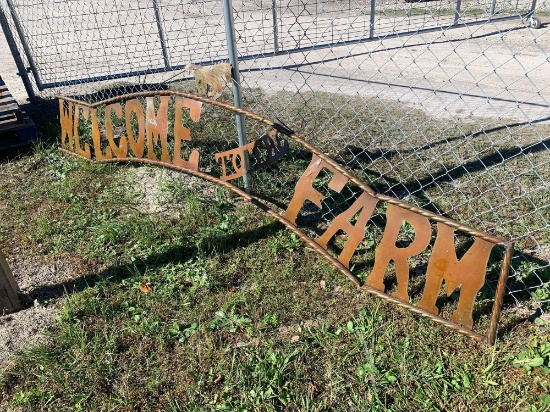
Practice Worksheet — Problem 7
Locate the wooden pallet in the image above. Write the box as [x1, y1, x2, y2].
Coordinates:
[0, 76, 37, 149]
[0, 78, 21, 125]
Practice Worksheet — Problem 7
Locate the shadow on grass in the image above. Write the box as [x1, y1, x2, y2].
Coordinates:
[345, 116, 550, 171]
[2, 88, 547, 341]
[20, 219, 286, 306]
[345, 135, 549, 207]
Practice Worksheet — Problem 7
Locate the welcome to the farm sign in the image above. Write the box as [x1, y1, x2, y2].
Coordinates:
[58, 91, 513, 345]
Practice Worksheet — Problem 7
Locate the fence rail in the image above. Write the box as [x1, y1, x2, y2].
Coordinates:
[0, 0, 549, 311]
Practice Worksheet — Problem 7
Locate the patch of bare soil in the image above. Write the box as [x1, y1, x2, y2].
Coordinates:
[132, 165, 218, 215]
[132, 166, 167, 214]
[0, 252, 85, 367]
[0, 304, 58, 366]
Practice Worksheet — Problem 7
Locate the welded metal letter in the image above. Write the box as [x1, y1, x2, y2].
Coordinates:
[418, 222, 495, 329]
[125, 99, 146, 158]
[146, 96, 170, 162]
[365, 204, 432, 301]
[59, 100, 73, 151]
[174, 96, 202, 170]
[316, 192, 378, 269]
[91, 107, 112, 159]
[73, 104, 92, 158]
[284, 154, 347, 224]
[105, 103, 128, 158]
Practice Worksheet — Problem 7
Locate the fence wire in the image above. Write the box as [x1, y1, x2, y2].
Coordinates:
[0, 0, 549, 310]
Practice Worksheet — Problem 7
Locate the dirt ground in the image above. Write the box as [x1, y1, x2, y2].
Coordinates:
[0, 254, 76, 364]
[0, 12, 549, 365]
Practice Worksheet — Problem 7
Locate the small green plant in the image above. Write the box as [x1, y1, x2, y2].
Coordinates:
[207, 309, 251, 332]
[517, 261, 545, 281]
[245, 349, 299, 406]
[122, 303, 161, 334]
[168, 322, 198, 342]
[218, 213, 232, 231]
[262, 313, 279, 327]
[511, 336, 550, 374]
[13, 390, 43, 406]
[267, 232, 302, 254]
[531, 286, 550, 306]
[215, 187, 233, 212]
[535, 317, 550, 333]
[357, 362, 398, 385]
[347, 307, 383, 335]
[150, 258, 210, 294]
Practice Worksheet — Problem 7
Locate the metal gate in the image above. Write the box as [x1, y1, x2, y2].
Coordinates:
[0, 0, 541, 98]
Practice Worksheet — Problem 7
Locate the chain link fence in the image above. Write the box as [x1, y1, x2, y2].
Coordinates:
[1, 0, 549, 311]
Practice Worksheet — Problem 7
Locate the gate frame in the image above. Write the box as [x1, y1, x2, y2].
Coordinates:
[0, 0, 542, 96]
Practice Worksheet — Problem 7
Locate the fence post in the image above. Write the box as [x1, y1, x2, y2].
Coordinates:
[369, 0, 376, 39]
[0, 251, 21, 315]
[152, 0, 171, 69]
[489, 0, 497, 18]
[272, 0, 280, 54]
[454, 0, 462, 25]
[223, 0, 251, 192]
[6, 0, 43, 91]
[0, 3, 35, 100]
[528, 0, 538, 17]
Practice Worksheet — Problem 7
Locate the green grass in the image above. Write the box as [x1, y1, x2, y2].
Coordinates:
[0, 90, 549, 410]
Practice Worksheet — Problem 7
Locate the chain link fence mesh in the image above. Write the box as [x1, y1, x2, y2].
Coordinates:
[1, 0, 548, 311]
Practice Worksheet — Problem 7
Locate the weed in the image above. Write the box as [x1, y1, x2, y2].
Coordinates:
[261, 313, 279, 327]
[207, 309, 252, 333]
[511, 335, 550, 374]
[267, 231, 301, 254]
[168, 322, 198, 342]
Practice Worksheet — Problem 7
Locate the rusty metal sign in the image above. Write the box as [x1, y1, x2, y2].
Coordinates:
[58, 91, 513, 345]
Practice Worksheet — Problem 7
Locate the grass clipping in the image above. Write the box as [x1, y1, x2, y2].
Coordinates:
[185, 63, 233, 100]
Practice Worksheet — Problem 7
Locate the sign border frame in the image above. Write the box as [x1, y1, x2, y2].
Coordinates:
[57, 91, 514, 345]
